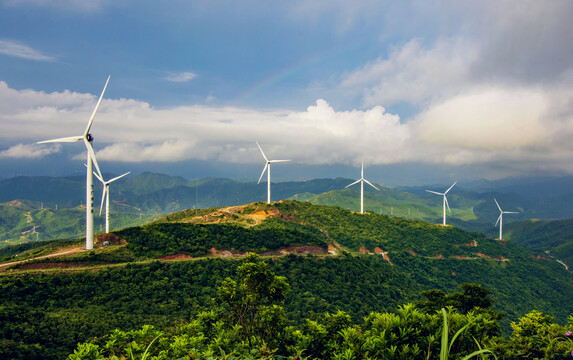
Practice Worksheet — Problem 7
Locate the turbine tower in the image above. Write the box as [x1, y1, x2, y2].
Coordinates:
[256, 141, 290, 204]
[345, 161, 380, 214]
[426, 181, 457, 226]
[37, 75, 110, 250]
[494, 198, 518, 240]
[94, 171, 131, 233]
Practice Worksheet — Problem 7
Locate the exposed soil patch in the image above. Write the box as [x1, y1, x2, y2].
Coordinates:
[328, 244, 338, 255]
[358, 246, 371, 254]
[210, 247, 243, 258]
[95, 234, 127, 246]
[373, 247, 393, 265]
[260, 245, 327, 256]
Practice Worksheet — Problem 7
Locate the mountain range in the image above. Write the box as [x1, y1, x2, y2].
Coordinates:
[1, 172, 573, 260]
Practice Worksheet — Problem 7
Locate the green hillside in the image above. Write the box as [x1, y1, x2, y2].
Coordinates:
[0, 200, 571, 359]
[503, 218, 573, 267]
[0, 200, 157, 247]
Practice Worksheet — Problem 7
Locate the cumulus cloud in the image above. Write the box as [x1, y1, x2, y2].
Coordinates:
[165, 72, 197, 83]
[339, 39, 477, 107]
[0, 143, 61, 159]
[0, 40, 56, 61]
[2, 80, 573, 174]
[414, 87, 551, 150]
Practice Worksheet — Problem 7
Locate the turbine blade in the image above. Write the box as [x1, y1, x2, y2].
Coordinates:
[269, 159, 290, 163]
[445, 195, 451, 213]
[495, 214, 501, 227]
[257, 163, 268, 184]
[84, 75, 110, 136]
[84, 138, 102, 180]
[37, 135, 83, 144]
[108, 171, 131, 183]
[426, 190, 443, 196]
[345, 179, 361, 188]
[445, 180, 457, 194]
[93, 170, 104, 184]
[256, 141, 268, 162]
[494, 198, 502, 212]
[364, 179, 380, 191]
[99, 186, 107, 216]
[504, 211, 519, 214]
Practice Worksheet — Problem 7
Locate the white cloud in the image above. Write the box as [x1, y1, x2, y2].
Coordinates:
[165, 72, 197, 83]
[0, 40, 56, 61]
[414, 87, 551, 150]
[0, 143, 61, 158]
[93, 141, 196, 162]
[2, 81, 573, 175]
[338, 38, 478, 108]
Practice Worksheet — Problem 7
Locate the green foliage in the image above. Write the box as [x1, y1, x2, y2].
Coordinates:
[489, 310, 573, 359]
[504, 218, 573, 266]
[218, 254, 290, 347]
[417, 283, 497, 315]
[116, 221, 327, 258]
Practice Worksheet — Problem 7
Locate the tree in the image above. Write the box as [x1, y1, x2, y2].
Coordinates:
[217, 253, 290, 346]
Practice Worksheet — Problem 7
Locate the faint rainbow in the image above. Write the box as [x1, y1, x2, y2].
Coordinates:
[233, 43, 366, 105]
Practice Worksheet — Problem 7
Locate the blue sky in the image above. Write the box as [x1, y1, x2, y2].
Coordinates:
[1, 0, 573, 186]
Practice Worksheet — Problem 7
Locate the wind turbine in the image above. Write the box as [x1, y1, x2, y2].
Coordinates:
[94, 171, 131, 234]
[345, 161, 380, 214]
[37, 75, 110, 250]
[494, 198, 518, 240]
[426, 181, 457, 226]
[256, 141, 290, 204]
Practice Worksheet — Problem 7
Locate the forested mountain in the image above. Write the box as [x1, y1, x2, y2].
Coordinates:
[1, 173, 573, 252]
[503, 218, 573, 267]
[0, 200, 571, 359]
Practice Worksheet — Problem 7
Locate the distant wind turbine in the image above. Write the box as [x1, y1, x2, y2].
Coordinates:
[257, 141, 290, 204]
[426, 181, 457, 226]
[345, 161, 380, 214]
[37, 75, 110, 250]
[494, 198, 519, 240]
[94, 171, 131, 233]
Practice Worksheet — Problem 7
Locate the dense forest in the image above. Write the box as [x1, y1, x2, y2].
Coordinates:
[0, 200, 571, 359]
[3, 255, 571, 359]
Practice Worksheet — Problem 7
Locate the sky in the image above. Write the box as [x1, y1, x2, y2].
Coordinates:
[1, 0, 573, 186]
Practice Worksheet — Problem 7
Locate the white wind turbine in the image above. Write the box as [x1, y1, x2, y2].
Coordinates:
[426, 181, 457, 226]
[37, 76, 110, 250]
[345, 161, 380, 214]
[257, 141, 290, 204]
[94, 171, 131, 234]
[494, 198, 518, 240]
